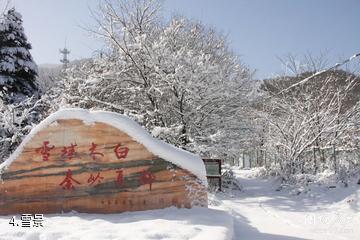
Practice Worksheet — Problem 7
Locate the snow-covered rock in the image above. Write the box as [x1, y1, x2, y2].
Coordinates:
[0, 108, 207, 185]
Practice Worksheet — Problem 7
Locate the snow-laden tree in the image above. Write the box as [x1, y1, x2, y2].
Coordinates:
[63, 0, 253, 159]
[0, 8, 38, 103]
[258, 67, 359, 179]
[0, 66, 62, 162]
[0, 91, 62, 162]
[37, 65, 62, 93]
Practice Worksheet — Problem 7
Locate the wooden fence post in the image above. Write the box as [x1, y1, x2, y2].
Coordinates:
[249, 152, 252, 168]
[333, 144, 337, 173]
[242, 151, 245, 168]
[264, 150, 267, 168]
[256, 150, 259, 167]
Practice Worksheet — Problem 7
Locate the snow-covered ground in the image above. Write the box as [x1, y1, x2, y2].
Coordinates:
[0, 207, 233, 240]
[1, 168, 359, 240]
[217, 168, 360, 240]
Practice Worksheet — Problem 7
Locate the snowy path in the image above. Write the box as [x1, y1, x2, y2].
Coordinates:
[218, 169, 359, 240]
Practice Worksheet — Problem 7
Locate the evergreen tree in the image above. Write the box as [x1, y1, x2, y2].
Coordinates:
[0, 8, 38, 103]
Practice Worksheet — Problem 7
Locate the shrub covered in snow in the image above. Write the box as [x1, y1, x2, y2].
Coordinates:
[0, 93, 59, 162]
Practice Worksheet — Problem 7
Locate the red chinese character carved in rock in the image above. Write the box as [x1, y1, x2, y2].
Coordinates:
[89, 142, 104, 160]
[62, 143, 77, 160]
[140, 170, 156, 191]
[59, 169, 80, 190]
[116, 169, 124, 186]
[36, 141, 55, 161]
[87, 172, 104, 186]
[114, 144, 129, 159]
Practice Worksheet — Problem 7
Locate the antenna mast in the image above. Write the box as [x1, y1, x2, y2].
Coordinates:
[60, 39, 70, 68]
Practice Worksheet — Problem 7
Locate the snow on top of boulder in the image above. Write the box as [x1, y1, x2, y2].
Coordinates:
[0, 108, 207, 185]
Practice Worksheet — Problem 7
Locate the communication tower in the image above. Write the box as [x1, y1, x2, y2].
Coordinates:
[60, 41, 70, 68]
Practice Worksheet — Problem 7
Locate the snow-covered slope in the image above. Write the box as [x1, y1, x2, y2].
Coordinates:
[0, 108, 207, 185]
